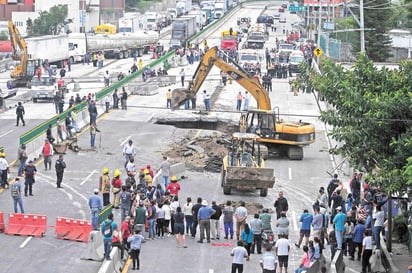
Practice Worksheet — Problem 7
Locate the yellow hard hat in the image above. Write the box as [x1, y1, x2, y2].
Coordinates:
[114, 169, 121, 177]
[102, 168, 109, 174]
[0, 152, 5, 157]
[144, 169, 149, 174]
[171, 176, 178, 182]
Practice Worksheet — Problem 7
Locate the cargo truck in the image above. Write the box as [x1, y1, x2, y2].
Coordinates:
[26, 35, 69, 68]
[201, 6, 214, 23]
[68, 31, 159, 62]
[118, 13, 141, 33]
[176, 0, 192, 15]
[170, 16, 197, 48]
[146, 12, 160, 31]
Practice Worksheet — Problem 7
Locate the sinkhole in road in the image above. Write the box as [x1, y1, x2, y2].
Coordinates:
[154, 119, 239, 133]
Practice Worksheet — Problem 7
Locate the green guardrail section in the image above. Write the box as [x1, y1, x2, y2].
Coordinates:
[18, 0, 263, 145]
[98, 204, 113, 225]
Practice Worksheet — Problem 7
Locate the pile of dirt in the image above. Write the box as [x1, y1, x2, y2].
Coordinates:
[164, 132, 232, 173]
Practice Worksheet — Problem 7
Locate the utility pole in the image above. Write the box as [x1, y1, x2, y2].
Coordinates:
[359, 0, 365, 53]
[317, 0, 322, 49]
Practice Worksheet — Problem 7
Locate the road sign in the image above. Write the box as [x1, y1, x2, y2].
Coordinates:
[313, 47, 323, 57]
[288, 6, 307, 12]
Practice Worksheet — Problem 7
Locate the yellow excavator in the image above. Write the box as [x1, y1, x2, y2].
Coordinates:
[171, 46, 316, 160]
[7, 20, 38, 89]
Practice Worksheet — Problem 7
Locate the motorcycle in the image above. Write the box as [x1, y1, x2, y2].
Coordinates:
[261, 229, 276, 248]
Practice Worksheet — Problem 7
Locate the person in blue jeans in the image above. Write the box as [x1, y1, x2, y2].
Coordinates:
[333, 206, 347, 250]
[100, 212, 118, 260]
[88, 189, 102, 230]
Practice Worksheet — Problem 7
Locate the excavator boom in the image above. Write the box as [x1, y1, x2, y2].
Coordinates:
[8, 20, 28, 79]
[171, 46, 271, 110]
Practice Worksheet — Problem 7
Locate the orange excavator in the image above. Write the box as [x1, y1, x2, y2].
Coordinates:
[171, 46, 315, 160]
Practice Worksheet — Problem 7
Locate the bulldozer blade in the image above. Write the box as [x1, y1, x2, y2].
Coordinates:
[225, 166, 275, 188]
[171, 88, 192, 110]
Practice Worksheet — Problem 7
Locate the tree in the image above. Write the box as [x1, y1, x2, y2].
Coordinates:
[27, 5, 68, 36]
[311, 55, 412, 194]
[351, 0, 393, 61]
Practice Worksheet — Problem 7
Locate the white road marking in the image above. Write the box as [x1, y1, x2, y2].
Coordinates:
[288, 167, 292, 180]
[209, 270, 214, 273]
[0, 129, 13, 138]
[19, 236, 32, 248]
[120, 135, 131, 146]
[146, 113, 155, 122]
[80, 170, 97, 186]
[36, 172, 88, 202]
[292, 210, 298, 232]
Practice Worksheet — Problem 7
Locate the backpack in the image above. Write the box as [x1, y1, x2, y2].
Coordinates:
[103, 220, 113, 237]
[11, 184, 19, 199]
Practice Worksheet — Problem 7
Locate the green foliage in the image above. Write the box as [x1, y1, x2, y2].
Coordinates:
[311, 56, 412, 193]
[126, 0, 161, 12]
[27, 5, 68, 36]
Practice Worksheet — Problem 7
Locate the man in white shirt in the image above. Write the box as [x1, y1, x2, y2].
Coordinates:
[230, 240, 248, 273]
[158, 156, 171, 188]
[275, 232, 290, 273]
[260, 245, 277, 273]
[123, 139, 137, 169]
[234, 201, 247, 240]
[203, 90, 211, 111]
[243, 91, 250, 111]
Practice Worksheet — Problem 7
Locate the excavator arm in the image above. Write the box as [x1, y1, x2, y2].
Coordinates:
[171, 46, 271, 110]
[8, 20, 28, 78]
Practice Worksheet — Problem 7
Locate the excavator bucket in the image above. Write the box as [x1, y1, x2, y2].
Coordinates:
[171, 88, 192, 110]
[225, 166, 275, 188]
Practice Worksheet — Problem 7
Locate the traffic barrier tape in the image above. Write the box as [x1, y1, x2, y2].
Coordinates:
[0, 211, 4, 232]
[5, 213, 47, 237]
[55, 216, 92, 243]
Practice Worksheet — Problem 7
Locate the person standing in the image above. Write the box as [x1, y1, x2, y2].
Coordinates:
[174, 206, 187, 247]
[56, 118, 64, 143]
[241, 223, 253, 258]
[275, 232, 291, 273]
[17, 144, 27, 177]
[112, 89, 119, 109]
[166, 89, 172, 108]
[250, 213, 263, 254]
[55, 154, 66, 188]
[11, 177, 24, 213]
[88, 101, 98, 125]
[351, 220, 366, 260]
[134, 200, 147, 234]
[123, 140, 137, 169]
[276, 212, 290, 239]
[243, 91, 250, 111]
[197, 199, 216, 243]
[159, 156, 171, 188]
[274, 191, 289, 219]
[121, 88, 128, 110]
[236, 92, 243, 111]
[260, 245, 277, 273]
[111, 169, 122, 209]
[42, 139, 53, 171]
[104, 70, 110, 86]
[90, 122, 100, 148]
[333, 206, 347, 250]
[128, 229, 145, 270]
[223, 200, 235, 240]
[327, 174, 340, 207]
[101, 168, 111, 206]
[101, 212, 118, 260]
[46, 124, 55, 144]
[104, 94, 110, 113]
[58, 98, 65, 114]
[373, 205, 385, 250]
[180, 68, 185, 86]
[183, 197, 193, 235]
[0, 152, 8, 189]
[231, 240, 249, 273]
[120, 185, 132, 222]
[361, 230, 373, 273]
[203, 90, 211, 111]
[191, 197, 202, 238]
[23, 160, 37, 196]
[89, 188, 103, 230]
[295, 209, 313, 248]
[211, 201, 222, 240]
[147, 200, 157, 240]
[234, 201, 248, 240]
[16, 102, 25, 126]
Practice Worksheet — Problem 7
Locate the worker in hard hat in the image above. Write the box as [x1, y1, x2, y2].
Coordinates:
[111, 169, 122, 209]
[101, 168, 111, 206]
[145, 164, 154, 177]
[0, 152, 9, 189]
[144, 169, 153, 188]
[166, 176, 181, 197]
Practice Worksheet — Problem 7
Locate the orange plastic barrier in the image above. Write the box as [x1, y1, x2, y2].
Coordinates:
[55, 217, 92, 243]
[5, 213, 47, 237]
[0, 212, 4, 232]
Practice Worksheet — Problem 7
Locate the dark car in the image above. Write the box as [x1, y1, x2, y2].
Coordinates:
[278, 7, 285, 12]
[281, 3, 288, 8]
[257, 15, 268, 24]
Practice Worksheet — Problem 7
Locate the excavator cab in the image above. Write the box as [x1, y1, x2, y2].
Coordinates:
[241, 109, 277, 139]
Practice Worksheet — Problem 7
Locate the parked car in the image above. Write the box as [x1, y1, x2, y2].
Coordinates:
[279, 17, 287, 23]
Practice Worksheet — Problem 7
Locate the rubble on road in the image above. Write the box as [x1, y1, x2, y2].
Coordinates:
[164, 131, 231, 173]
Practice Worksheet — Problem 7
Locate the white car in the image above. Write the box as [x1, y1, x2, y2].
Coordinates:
[279, 17, 287, 23]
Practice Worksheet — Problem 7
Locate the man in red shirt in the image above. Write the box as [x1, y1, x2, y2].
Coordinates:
[42, 139, 54, 171]
[121, 216, 131, 252]
[166, 176, 181, 196]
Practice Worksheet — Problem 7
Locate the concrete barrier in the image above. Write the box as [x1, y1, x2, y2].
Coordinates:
[80, 230, 104, 261]
[330, 250, 345, 273]
[97, 246, 125, 273]
[380, 234, 399, 273]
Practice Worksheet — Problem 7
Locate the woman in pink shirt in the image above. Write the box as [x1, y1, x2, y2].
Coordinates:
[295, 245, 310, 273]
